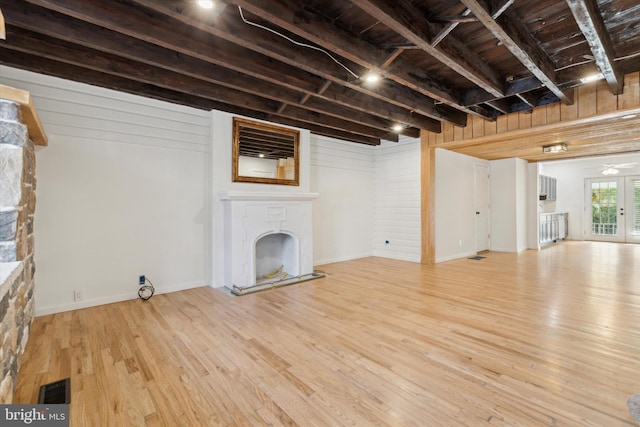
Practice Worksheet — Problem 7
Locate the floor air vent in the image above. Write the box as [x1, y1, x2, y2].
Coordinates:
[38, 378, 70, 404]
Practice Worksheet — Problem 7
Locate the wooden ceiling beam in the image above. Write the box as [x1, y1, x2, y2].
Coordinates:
[3, 25, 402, 140]
[11, 0, 441, 133]
[464, 76, 544, 106]
[131, 0, 449, 129]
[350, 0, 504, 98]
[516, 92, 538, 108]
[229, 0, 489, 120]
[1, 44, 395, 145]
[432, 9, 472, 47]
[460, 0, 574, 105]
[565, 0, 623, 94]
[1, 49, 383, 146]
[485, 98, 511, 114]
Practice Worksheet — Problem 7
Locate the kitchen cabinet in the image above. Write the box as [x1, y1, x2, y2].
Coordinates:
[539, 212, 568, 245]
[539, 175, 557, 201]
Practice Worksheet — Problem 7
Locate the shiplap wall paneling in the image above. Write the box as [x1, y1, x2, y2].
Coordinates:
[0, 66, 211, 315]
[373, 139, 421, 263]
[311, 135, 374, 265]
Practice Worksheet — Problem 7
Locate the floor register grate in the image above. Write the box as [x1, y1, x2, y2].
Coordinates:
[38, 378, 71, 404]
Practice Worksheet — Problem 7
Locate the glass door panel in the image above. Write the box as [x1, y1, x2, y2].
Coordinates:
[585, 178, 624, 242]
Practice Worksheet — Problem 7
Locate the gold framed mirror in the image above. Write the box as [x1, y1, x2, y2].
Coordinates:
[232, 117, 300, 186]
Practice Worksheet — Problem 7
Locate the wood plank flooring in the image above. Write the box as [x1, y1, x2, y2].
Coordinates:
[13, 241, 640, 426]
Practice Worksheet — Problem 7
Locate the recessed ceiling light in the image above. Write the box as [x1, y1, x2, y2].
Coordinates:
[362, 71, 382, 83]
[391, 124, 404, 132]
[258, 153, 265, 158]
[197, 0, 215, 9]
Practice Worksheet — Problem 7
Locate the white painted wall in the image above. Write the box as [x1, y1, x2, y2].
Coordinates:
[310, 135, 374, 265]
[373, 138, 422, 262]
[434, 148, 484, 262]
[540, 152, 640, 240]
[490, 158, 529, 252]
[515, 158, 529, 252]
[527, 162, 541, 249]
[1, 66, 211, 315]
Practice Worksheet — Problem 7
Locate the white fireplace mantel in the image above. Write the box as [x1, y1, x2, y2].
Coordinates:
[219, 190, 317, 290]
[218, 191, 319, 202]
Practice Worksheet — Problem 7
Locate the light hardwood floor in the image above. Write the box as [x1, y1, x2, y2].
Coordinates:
[14, 241, 640, 426]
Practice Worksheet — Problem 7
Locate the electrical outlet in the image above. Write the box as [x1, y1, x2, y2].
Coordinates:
[139, 275, 145, 285]
[73, 289, 84, 302]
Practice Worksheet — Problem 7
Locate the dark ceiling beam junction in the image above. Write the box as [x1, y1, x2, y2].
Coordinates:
[485, 98, 511, 114]
[460, 0, 574, 105]
[565, 0, 623, 94]
[228, 0, 488, 121]
[464, 75, 543, 106]
[434, 13, 476, 24]
[432, 9, 472, 47]
[432, 0, 511, 47]
[349, 0, 504, 98]
[16, 0, 438, 135]
[492, 0, 515, 18]
[300, 80, 332, 105]
[516, 92, 538, 108]
[119, 0, 449, 130]
[380, 47, 405, 68]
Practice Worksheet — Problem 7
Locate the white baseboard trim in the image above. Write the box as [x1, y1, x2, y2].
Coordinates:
[35, 281, 205, 316]
[314, 252, 374, 266]
[373, 254, 421, 263]
[436, 251, 478, 263]
[489, 247, 517, 253]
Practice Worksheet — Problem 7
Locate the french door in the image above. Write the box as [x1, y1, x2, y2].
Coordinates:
[585, 176, 640, 243]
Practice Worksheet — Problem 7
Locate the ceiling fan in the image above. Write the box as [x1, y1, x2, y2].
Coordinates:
[598, 162, 637, 175]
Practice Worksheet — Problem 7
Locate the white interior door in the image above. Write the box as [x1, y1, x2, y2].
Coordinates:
[474, 163, 490, 252]
[585, 178, 625, 242]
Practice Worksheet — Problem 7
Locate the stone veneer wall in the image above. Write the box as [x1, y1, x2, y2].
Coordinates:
[0, 99, 36, 403]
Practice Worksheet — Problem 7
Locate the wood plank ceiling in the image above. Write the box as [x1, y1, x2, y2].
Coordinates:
[1, 0, 640, 157]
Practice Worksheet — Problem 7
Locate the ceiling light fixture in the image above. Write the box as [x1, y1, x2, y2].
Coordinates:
[258, 153, 265, 158]
[197, 0, 215, 8]
[542, 143, 567, 154]
[391, 124, 404, 132]
[580, 73, 603, 84]
[602, 167, 620, 175]
[362, 71, 382, 84]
